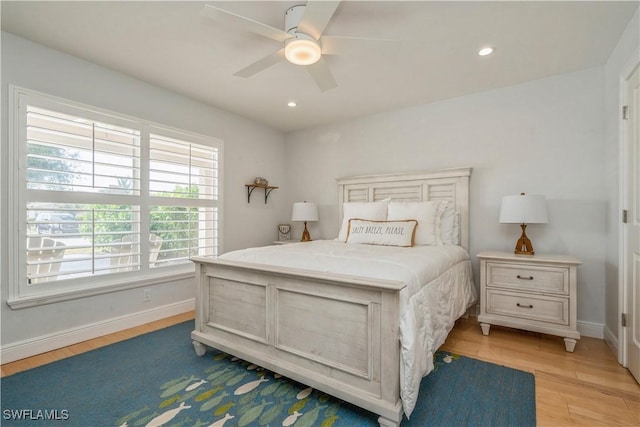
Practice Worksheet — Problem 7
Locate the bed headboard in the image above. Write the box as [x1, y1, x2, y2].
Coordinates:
[337, 167, 472, 251]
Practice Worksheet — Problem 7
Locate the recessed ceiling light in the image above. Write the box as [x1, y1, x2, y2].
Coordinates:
[478, 47, 494, 56]
[287, 101, 297, 107]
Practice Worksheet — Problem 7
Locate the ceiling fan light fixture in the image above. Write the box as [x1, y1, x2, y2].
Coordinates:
[285, 35, 321, 66]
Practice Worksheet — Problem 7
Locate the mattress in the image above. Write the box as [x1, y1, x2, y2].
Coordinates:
[219, 240, 477, 417]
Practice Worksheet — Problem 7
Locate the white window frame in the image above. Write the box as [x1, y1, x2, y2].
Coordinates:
[7, 86, 224, 309]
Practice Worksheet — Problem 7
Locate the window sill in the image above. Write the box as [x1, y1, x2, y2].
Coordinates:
[6, 270, 195, 310]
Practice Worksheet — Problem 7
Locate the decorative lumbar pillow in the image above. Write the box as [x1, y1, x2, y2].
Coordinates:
[387, 201, 447, 245]
[346, 219, 418, 247]
[337, 199, 390, 242]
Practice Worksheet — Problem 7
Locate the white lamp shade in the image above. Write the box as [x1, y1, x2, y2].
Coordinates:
[499, 194, 548, 224]
[291, 202, 319, 222]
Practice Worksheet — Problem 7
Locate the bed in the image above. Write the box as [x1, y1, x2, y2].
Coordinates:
[191, 167, 476, 426]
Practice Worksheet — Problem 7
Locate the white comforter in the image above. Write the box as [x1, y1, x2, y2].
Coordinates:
[219, 240, 477, 417]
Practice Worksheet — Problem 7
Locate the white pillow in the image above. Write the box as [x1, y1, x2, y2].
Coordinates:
[440, 202, 460, 245]
[337, 199, 390, 242]
[346, 219, 418, 247]
[387, 201, 447, 245]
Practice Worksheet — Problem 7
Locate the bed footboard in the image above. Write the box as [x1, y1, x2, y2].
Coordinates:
[191, 257, 406, 426]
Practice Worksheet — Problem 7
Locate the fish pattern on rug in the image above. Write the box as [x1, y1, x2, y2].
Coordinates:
[114, 350, 486, 427]
[115, 350, 374, 427]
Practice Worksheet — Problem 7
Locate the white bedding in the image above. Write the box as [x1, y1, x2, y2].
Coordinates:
[219, 240, 477, 417]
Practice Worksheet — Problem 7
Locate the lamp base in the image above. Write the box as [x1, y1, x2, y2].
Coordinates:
[300, 221, 312, 242]
[514, 224, 534, 255]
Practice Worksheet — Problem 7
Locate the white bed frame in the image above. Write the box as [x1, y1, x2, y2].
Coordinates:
[191, 167, 471, 426]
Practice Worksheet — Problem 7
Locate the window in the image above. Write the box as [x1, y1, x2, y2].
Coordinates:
[8, 87, 223, 306]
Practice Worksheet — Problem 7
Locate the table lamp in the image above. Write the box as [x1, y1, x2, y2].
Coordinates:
[499, 193, 548, 255]
[291, 201, 319, 242]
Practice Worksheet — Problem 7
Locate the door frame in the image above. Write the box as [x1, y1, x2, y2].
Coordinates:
[618, 54, 640, 366]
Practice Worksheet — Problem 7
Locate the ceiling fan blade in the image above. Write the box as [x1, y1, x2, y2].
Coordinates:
[320, 35, 398, 56]
[201, 4, 292, 42]
[306, 57, 337, 92]
[234, 49, 285, 78]
[297, 1, 341, 40]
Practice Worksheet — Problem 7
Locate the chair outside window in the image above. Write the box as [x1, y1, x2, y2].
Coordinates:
[27, 237, 66, 284]
[149, 233, 162, 265]
[109, 234, 162, 273]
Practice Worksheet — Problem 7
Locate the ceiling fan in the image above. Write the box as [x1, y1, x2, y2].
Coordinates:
[200, 1, 386, 92]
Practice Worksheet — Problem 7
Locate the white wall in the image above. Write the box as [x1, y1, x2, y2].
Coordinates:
[603, 9, 639, 350]
[3, 12, 633, 356]
[285, 67, 607, 333]
[0, 32, 287, 357]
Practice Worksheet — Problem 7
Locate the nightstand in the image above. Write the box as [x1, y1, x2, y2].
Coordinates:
[477, 251, 581, 352]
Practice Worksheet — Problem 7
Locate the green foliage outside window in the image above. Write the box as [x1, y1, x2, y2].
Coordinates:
[150, 185, 201, 260]
[76, 186, 200, 261]
[76, 207, 133, 246]
[26, 143, 78, 190]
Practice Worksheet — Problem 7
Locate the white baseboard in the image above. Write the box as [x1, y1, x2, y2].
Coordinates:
[577, 320, 604, 339]
[1, 298, 195, 364]
[603, 324, 619, 359]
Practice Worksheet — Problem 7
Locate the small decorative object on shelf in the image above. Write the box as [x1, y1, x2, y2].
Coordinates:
[245, 179, 278, 204]
[254, 177, 269, 186]
[278, 224, 291, 241]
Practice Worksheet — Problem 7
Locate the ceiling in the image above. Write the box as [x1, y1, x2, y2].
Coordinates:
[1, 1, 637, 133]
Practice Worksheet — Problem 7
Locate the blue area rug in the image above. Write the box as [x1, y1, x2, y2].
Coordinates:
[1, 321, 535, 426]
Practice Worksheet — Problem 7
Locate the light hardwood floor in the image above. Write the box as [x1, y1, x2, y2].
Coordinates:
[441, 317, 640, 427]
[2, 312, 638, 426]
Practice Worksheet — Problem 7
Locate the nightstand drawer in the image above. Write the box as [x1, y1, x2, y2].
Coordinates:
[486, 289, 568, 325]
[486, 262, 569, 294]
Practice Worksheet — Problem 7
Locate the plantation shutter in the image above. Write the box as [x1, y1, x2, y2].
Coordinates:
[25, 105, 142, 284]
[149, 134, 218, 267]
[23, 106, 221, 283]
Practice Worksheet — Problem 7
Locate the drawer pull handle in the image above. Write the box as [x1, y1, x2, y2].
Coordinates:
[517, 275, 534, 280]
[517, 303, 534, 309]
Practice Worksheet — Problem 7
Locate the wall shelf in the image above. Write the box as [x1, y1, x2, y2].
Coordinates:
[245, 184, 278, 204]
